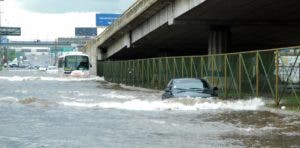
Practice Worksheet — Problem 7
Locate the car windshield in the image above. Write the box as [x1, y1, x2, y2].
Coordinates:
[172, 79, 205, 90]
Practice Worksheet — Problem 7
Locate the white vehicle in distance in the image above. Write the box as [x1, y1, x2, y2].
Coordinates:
[46, 66, 58, 74]
[38, 66, 47, 71]
[57, 52, 91, 77]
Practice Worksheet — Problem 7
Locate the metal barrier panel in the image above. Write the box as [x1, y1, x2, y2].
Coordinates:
[97, 47, 300, 108]
[277, 48, 300, 108]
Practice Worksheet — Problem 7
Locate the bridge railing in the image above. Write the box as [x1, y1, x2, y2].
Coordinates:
[98, 47, 300, 108]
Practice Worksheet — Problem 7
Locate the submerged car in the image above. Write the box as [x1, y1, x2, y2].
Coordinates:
[162, 78, 218, 99]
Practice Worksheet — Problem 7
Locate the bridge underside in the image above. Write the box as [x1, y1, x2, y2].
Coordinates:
[107, 0, 300, 60]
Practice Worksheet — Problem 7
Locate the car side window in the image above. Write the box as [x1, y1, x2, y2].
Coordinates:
[167, 80, 173, 89]
[201, 80, 210, 88]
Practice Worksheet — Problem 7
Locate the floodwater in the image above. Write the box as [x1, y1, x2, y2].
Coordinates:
[0, 70, 299, 148]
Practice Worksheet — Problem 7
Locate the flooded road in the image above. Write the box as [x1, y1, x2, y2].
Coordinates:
[0, 70, 299, 147]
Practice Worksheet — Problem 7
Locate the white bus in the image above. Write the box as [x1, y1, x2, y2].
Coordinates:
[58, 52, 90, 77]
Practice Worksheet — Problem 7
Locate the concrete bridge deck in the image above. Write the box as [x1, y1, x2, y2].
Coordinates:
[84, 0, 300, 75]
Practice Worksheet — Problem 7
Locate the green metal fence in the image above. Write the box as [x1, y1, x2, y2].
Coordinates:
[98, 47, 300, 107]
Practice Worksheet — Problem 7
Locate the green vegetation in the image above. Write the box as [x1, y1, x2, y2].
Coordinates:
[281, 96, 300, 109]
[8, 51, 16, 61]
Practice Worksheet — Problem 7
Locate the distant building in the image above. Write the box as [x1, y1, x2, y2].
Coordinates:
[278, 49, 300, 83]
[56, 37, 92, 52]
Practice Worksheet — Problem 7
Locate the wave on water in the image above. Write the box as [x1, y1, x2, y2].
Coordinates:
[0, 97, 18, 102]
[0, 76, 38, 81]
[0, 96, 59, 108]
[101, 91, 136, 100]
[0, 76, 104, 82]
[59, 98, 265, 111]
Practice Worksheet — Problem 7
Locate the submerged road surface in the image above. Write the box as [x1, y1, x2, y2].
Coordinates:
[0, 70, 299, 147]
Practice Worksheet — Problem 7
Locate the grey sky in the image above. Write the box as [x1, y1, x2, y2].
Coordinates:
[16, 0, 135, 13]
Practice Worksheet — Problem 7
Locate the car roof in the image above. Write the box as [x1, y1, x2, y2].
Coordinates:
[172, 78, 206, 84]
[172, 78, 201, 82]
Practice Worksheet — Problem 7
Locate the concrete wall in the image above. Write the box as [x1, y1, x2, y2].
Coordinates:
[131, 3, 172, 43]
[173, 0, 206, 18]
[107, 33, 131, 58]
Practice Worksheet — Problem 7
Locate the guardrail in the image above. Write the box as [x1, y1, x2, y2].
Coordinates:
[98, 47, 300, 108]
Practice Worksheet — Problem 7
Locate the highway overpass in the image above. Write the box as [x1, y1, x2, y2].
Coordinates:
[0, 41, 72, 48]
[84, 0, 300, 74]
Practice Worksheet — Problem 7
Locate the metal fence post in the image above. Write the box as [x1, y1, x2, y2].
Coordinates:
[200, 57, 204, 78]
[239, 54, 242, 98]
[275, 49, 280, 106]
[190, 57, 193, 78]
[224, 55, 228, 99]
[142, 60, 144, 87]
[165, 57, 168, 85]
[181, 57, 184, 77]
[211, 55, 214, 86]
[152, 58, 155, 88]
[256, 51, 259, 97]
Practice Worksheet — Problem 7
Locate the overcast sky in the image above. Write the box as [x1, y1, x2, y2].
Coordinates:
[1, 0, 135, 41]
[16, 0, 134, 13]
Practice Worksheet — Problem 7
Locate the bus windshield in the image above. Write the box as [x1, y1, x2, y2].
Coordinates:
[64, 55, 89, 71]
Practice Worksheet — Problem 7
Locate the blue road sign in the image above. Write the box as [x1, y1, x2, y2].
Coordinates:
[0, 37, 9, 43]
[96, 13, 121, 27]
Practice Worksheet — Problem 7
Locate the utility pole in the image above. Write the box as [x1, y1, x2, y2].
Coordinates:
[0, 0, 3, 66]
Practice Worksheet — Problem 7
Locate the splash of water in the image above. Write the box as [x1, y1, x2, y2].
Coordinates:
[59, 98, 265, 111]
[0, 97, 18, 102]
[101, 91, 136, 100]
[0, 76, 38, 81]
[0, 76, 104, 82]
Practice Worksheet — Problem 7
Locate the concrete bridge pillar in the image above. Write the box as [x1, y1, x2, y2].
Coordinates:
[84, 43, 99, 76]
[99, 48, 107, 60]
[208, 25, 231, 54]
